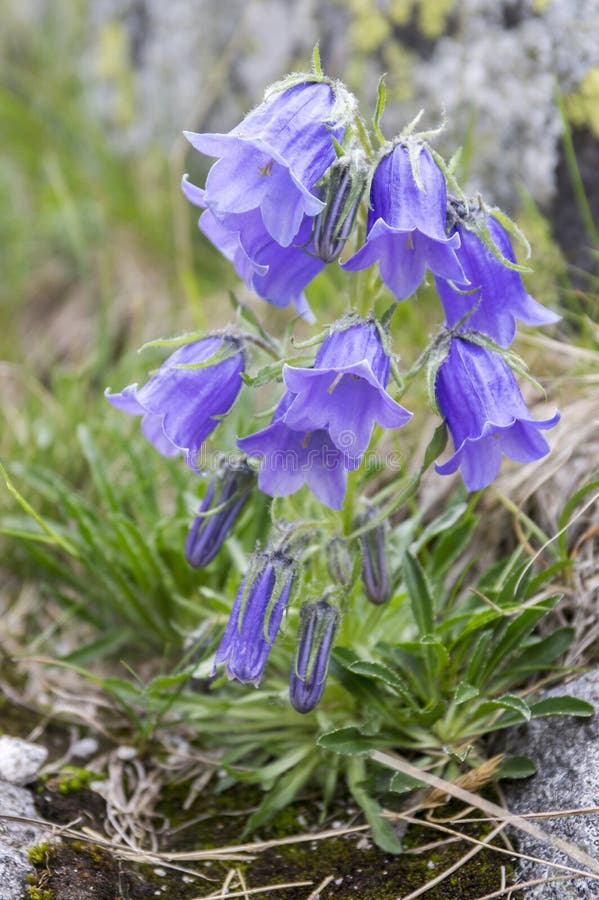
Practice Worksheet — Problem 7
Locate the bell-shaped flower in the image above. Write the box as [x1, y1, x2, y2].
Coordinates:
[185, 457, 255, 568]
[106, 336, 244, 471]
[184, 80, 347, 248]
[436, 213, 560, 347]
[182, 177, 320, 321]
[237, 393, 350, 511]
[282, 319, 412, 462]
[435, 337, 560, 490]
[213, 548, 295, 686]
[341, 142, 463, 301]
[290, 599, 340, 714]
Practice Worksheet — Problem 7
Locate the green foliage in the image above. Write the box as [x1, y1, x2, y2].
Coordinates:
[2, 18, 597, 861]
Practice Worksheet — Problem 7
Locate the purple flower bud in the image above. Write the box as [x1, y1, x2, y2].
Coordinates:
[359, 514, 390, 605]
[282, 318, 412, 463]
[312, 156, 367, 263]
[290, 600, 340, 714]
[435, 337, 560, 490]
[184, 80, 346, 248]
[105, 337, 244, 471]
[341, 141, 464, 301]
[213, 548, 295, 686]
[437, 210, 560, 347]
[185, 457, 255, 568]
[326, 537, 353, 586]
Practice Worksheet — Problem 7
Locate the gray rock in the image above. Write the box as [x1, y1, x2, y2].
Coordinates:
[495, 670, 599, 898]
[0, 736, 48, 786]
[0, 780, 47, 899]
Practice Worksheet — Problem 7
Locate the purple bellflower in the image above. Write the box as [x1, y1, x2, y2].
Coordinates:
[282, 319, 412, 462]
[184, 80, 346, 248]
[435, 337, 560, 490]
[185, 457, 255, 568]
[342, 142, 464, 301]
[437, 211, 560, 347]
[105, 336, 244, 471]
[213, 548, 295, 686]
[290, 599, 340, 714]
[182, 176, 321, 321]
[237, 392, 350, 511]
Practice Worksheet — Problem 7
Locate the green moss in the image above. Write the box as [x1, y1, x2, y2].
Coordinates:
[55, 765, 97, 794]
[26, 888, 54, 900]
[27, 842, 50, 866]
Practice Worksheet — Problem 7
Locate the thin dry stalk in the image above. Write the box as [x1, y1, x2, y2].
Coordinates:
[371, 749, 599, 876]
[190, 878, 314, 900]
[306, 874, 335, 899]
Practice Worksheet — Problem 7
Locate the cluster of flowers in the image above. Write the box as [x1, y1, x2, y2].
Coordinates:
[106, 65, 560, 711]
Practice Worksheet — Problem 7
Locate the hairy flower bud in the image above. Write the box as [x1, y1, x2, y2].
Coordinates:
[359, 513, 390, 605]
[312, 155, 367, 263]
[213, 548, 295, 686]
[326, 537, 353, 586]
[185, 457, 255, 568]
[290, 599, 340, 714]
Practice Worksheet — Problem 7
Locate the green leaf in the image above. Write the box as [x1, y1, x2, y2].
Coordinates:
[317, 727, 398, 756]
[422, 422, 448, 471]
[347, 661, 419, 708]
[0, 459, 79, 557]
[431, 516, 478, 576]
[138, 330, 206, 352]
[509, 627, 575, 672]
[558, 476, 599, 558]
[413, 502, 468, 551]
[478, 602, 557, 688]
[373, 75, 386, 145]
[312, 43, 322, 76]
[245, 753, 317, 833]
[388, 771, 426, 793]
[493, 694, 532, 721]
[403, 550, 435, 637]
[58, 630, 132, 666]
[241, 360, 284, 388]
[530, 696, 594, 719]
[454, 682, 479, 705]
[496, 756, 537, 780]
[347, 756, 403, 854]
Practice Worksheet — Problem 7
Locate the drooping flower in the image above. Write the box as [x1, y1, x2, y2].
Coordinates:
[237, 393, 350, 510]
[434, 337, 560, 490]
[184, 80, 348, 247]
[105, 337, 244, 471]
[282, 319, 412, 461]
[185, 457, 255, 568]
[290, 599, 340, 714]
[358, 512, 390, 605]
[181, 177, 320, 321]
[341, 141, 464, 301]
[213, 548, 295, 686]
[437, 210, 560, 347]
